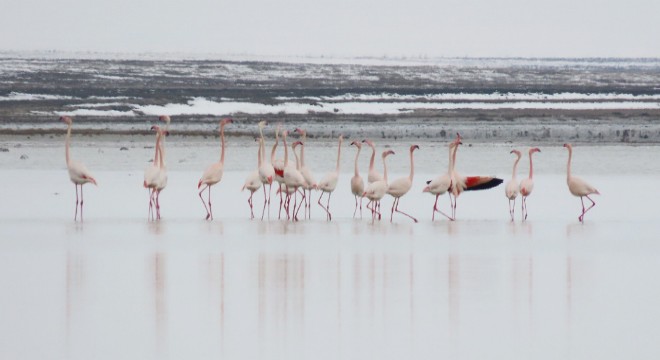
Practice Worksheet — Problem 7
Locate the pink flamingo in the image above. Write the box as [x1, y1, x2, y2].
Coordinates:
[144, 125, 162, 220]
[153, 126, 169, 220]
[519, 147, 541, 221]
[350, 140, 365, 218]
[450, 133, 503, 219]
[270, 125, 287, 219]
[363, 150, 395, 223]
[564, 143, 599, 222]
[242, 137, 263, 219]
[387, 145, 420, 223]
[198, 118, 232, 220]
[61, 116, 97, 221]
[505, 149, 522, 221]
[363, 139, 384, 183]
[423, 138, 460, 221]
[294, 128, 317, 218]
[318, 135, 343, 221]
[257, 121, 274, 219]
[281, 131, 307, 221]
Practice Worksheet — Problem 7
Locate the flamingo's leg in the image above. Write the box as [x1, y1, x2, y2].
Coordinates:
[80, 184, 84, 222]
[74, 184, 79, 221]
[199, 185, 210, 220]
[318, 191, 330, 220]
[583, 195, 596, 221]
[395, 197, 418, 223]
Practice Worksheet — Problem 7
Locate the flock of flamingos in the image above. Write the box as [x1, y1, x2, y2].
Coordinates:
[61, 115, 600, 223]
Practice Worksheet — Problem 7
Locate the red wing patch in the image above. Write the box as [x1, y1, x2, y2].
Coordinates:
[275, 168, 284, 177]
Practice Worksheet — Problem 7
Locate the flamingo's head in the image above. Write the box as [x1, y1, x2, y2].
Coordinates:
[382, 149, 395, 158]
[362, 139, 374, 147]
[510, 149, 522, 157]
[163, 130, 170, 137]
[60, 116, 73, 125]
[258, 120, 268, 129]
[563, 143, 572, 150]
[292, 140, 303, 148]
[350, 140, 362, 149]
[150, 125, 161, 132]
[410, 144, 420, 152]
[294, 128, 305, 136]
[159, 115, 171, 125]
[220, 118, 233, 126]
[530, 147, 541, 154]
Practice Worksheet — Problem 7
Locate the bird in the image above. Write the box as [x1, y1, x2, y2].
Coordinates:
[350, 140, 365, 218]
[198, 118, 232, 220]
[423, 138, 460, 221]
[158, 115, 171, 165]
[281, 130, 307, 221]
[294, 128, 317, 218]
[144, 125, 162, 221]
[270, 124, 287, 219]
[564, 143, 600, 222]
[519, 147, 541, 221]
[362, 139, 384, 184]
[364, 150, 395, 223]
[242, 137, 263, 219]
[317, 135, 343, 221]
[450, 133, 504, 219]
[257, 121, 275, 219]
[505, 149, 522, 221]
[61, 116, 97, 222]
[387, 145, 420, 223]
[153, 127, 169, 220]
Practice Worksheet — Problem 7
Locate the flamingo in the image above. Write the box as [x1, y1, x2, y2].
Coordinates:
[519, 147, 541, 221]
[242, 137, 263, 219]
[505, 150, 522, 221]
[423, 139, 460, 221]
[318, 135, 343, 221]
[281, 130, 307, 221]
[294, 128, 317, 218]
[450, 133, 504, 219]
[153, 127, 169, 220]
[61, 116, 97, 222]
[144, 125, 162, 220]
[564, 143, 599, 222]
[158, 115, 171, 164]
[363, 139, 384, 183]
[363, 150, 395, 223]
[350, 140, 365, 218]
[291, 140, 308, 219]
[257, 121, 275, 219]
[270, 124, 286, 219]
[198, 118, 233, 220]
[387, 145, 420, 223]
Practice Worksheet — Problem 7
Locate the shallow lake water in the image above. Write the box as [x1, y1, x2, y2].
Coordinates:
[1, 138, 659, 359]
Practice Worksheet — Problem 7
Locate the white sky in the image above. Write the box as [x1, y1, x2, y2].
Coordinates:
[1, 0, 659, 58]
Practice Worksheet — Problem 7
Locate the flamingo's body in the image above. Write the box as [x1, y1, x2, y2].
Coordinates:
[450, 134, 503, 219]
[62, 116, 97, 221]
[350, 141, 365, 218]
[564, 143, 599, 222]
[317, 135, 343, 221]
[364, 150, 395, 223]
[423, 139, 459, 221]
[387, 145, 420, 223]
[198, 118, 232, 220]
[519, 147, 541, 221]
[243, 137, 263, 219]
[505, 149, 522, 221]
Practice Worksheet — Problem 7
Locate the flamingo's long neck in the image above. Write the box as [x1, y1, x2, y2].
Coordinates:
[220, 123, 227, 164]
[354, 146, 361, 176]
[259, 126, 266, 161]
[153, 132, 161, 166]
[451, 142, 459, 174]
[408, 148, 415, 181]
[271, 129, 279, 164]
[383, 155, 389, 183]
[512, 154, 521, 179]
[566, 146, 573, 180]
[65, 123, 72, 166]
[528, 151, 534, 179]
[292, 145, 300, 170]
[369, 145, 376, 172]
[300, 133, 307, 167]
[158, 132, 165, 169]
[335, 137, 342, 173]
[282, 134, 289, 168]
[257, 139, 263, 168]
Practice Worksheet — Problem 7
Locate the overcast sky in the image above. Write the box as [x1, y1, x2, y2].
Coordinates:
[1, 0, 658, 58]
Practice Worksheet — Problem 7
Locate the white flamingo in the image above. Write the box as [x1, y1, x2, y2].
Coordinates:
[363, 139, 384, 183]
[363, 150, 395, 223]
[387, 145, 420, 223]
[153, 126, 169, 220]
[242, 137, 263, 219]
[350, 140, 365, 218]
[318, 135, 343, 221]
[505, 149, 522, 221]
[281, 131, 307, 221]
[198, 118, 232, 220]
[270, 124, 286, 219]
[144, 125, 162, 220]
[564, 143, 599, 222]
[257, 121, 275, 219]
[294, 128, 317, 218]
[519, 147, 541, 221]
[423, 139, 460, 221]
[61, 116, 97, 222]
